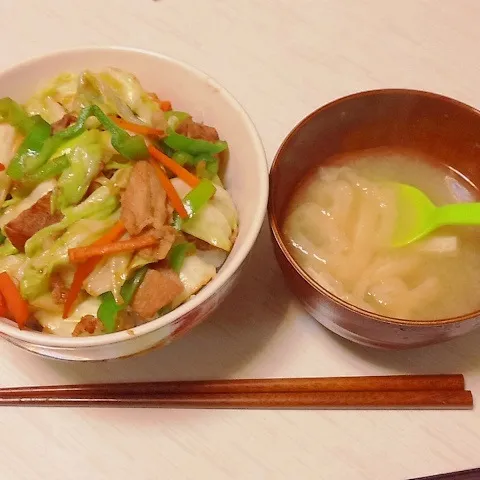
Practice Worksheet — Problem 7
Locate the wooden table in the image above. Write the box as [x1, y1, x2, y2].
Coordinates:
[1, 1, 480, 478]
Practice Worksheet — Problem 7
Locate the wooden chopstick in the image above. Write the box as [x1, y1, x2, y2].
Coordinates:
[0, 390, 472, 409]
[0, 375, 472, 409]
[0, 374, 465, 397]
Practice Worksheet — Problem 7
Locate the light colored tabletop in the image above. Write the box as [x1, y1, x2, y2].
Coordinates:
[1, 1, 480, 479]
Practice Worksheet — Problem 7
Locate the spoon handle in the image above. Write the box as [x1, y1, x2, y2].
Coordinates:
[434, 202, 480, 227]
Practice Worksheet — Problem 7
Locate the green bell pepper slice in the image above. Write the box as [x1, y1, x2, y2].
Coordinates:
[156, 140, 175, 158]
[173, 178, 217, 229]
[183, 179, 217, 216]
[164, 129, 228, 156]
[167, 242, 196, 272]
[194, 153, 219, 179]
[27, 154, 70, 183]
[164, 111, 190, 131]
[6, 115, 52, 180]
[24, 105, 149, 176]
[0, 97, 37, 135]
[171, 151, 218, 179]
[97, 266, 148, 333]
[164, 111, 190, 123]
[171, 151, 193, 166]
[0, 239, 18, 257]
[90, 106, 149, 160]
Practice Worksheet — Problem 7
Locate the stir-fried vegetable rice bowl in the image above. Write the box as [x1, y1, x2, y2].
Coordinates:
[0, 47, 268, 360]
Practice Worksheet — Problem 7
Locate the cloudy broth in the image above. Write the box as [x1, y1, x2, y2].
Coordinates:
[282, 150, 480, 320]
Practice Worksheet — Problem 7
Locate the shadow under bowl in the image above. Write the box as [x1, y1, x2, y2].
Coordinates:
[269, 89, 480, 349]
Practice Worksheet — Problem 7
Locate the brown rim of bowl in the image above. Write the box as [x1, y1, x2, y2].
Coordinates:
[269, 88, 480, 328]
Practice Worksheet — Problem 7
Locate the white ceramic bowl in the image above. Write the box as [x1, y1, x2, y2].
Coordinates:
[0, 47, 268, 361]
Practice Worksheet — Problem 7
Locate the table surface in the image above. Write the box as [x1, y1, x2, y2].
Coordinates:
[1, 1, 480, 479]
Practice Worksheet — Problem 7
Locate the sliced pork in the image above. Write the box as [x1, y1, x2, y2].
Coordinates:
[120, 161, 168, 236]
[4, 192, 63, 251]
[139, 225, 177, 261]
[131, 268, 183, 319]
[50, 272, 68, 305]
[72, 315, 104, 336]
[51, 113, 77, 134]
[177, 118, 219, 142]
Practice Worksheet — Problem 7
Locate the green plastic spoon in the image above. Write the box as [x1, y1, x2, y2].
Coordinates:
[391, 183, 480, 247]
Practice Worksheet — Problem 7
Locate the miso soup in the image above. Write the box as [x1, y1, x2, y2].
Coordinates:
[282, 151, 480, 320]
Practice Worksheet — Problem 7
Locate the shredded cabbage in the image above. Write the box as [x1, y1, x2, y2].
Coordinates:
[25, 184, 120, 256]
[0, 124, 17, 208]
[172, 178, 238, 251]
[0, 239, 18, 258]
[0, 252, 27, 283]
[99, 68, 165, 127]
[84, 250, 133, 303]
[172, 255, 216, 308]
[25, 96, 66, 124]
[36, 296, 101, 336]
[209, 183, 238, 232]
[75, 69, 163, 127]
[22, 218, 117, 300]
[196, 248, 228, 270]
[30, 293, 63, 314]
[25, 73, 78, 119]
[54, 131, 104, 209]
[76, 71, 134, 122]
[95, 166, 132, 190]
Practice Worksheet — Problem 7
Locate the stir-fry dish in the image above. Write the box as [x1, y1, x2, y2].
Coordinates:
[0, 68, 238, 336]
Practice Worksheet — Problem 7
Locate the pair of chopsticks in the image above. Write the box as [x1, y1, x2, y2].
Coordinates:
[0, 374, 473, 409]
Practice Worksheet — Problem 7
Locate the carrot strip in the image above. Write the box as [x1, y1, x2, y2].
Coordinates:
[63, 222, 126, 318]
[91, 222, 127, 246]
[69, 234, 158, 264]
[149, 93, 172, 112]
[0, 292, 8, 317]
[148, 145, 200, 188]
[0, 272, 29, 329]
[110, 117, 165, 137]
[149, 160, 188, 219]
[159, 100, 172, 112]
[62, 258, 99, 318]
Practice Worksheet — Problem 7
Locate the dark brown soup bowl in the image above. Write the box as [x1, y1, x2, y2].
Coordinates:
[269, 89, 480, 349]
